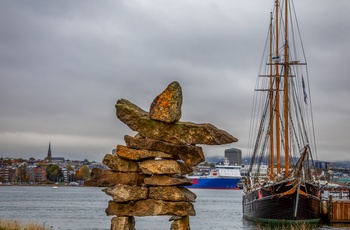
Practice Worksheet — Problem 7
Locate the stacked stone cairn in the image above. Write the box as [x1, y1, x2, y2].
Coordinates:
[85, 81, 237, 230]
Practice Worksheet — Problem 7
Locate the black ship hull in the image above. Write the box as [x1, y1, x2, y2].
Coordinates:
[242, 180, 321, 223]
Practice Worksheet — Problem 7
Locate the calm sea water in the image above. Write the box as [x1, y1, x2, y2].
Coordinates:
[0, 186, 348, 230]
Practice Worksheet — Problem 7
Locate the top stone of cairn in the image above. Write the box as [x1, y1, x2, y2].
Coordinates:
[149, 81, 182, 123]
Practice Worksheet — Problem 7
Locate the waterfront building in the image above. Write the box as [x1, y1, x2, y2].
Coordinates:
[51, 157, 66, 164]
[224, 148, 242, 166]
[0, 166, 16, 183]
[27, 166, 47, 182]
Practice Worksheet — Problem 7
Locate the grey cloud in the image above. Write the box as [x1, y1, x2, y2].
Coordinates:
[0, 0, 349, 162]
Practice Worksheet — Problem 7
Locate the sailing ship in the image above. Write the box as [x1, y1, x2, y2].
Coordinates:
[242, 0, 321, 224]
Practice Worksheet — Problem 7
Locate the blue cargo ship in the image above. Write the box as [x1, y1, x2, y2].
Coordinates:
[186, 161, 242, 189]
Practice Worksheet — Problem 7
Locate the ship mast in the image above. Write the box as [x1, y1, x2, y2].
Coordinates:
[283, 0, 290, 174]
[271, 0, 290, 176]
[275, 0, 281, 175]
[268, 11, 274, 179]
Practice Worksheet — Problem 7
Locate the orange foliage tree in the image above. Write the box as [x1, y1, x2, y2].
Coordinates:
[75, 165, 90, 181]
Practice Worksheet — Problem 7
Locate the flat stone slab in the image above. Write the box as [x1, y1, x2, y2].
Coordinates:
[116, 145, 174, 161]
[106, 199, 196, 217]
[139, 159, 193, 175]
[103, 154, 140, 172]
[144, 175, 192, 186]
[116, 99, 237, 145]
[124, 135, 204, 166]
[84, 168, 147, 187]
[149, 186, 196, 202]
[103, 184, 148, 202]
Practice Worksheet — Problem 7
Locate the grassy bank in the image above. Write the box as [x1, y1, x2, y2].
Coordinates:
[0, 219, 54, 230]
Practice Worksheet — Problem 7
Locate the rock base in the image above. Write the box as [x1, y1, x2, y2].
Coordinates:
[111, 216, 135, 230]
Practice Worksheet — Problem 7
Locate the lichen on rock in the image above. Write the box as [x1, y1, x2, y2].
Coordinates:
[149, 81, 183, 123]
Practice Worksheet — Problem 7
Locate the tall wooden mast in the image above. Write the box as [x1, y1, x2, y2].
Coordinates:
[269, 11, 274, 178]
[275, 0, 281, 174]
[283, 0, 290, 174]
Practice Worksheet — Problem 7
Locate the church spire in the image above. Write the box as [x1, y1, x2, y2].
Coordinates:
[48, 142, 52, 162]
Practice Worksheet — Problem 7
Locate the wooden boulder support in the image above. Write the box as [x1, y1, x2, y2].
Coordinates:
[91, 81, 237, 230]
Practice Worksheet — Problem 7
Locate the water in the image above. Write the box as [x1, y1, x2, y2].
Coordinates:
[0, 186, 348, 230]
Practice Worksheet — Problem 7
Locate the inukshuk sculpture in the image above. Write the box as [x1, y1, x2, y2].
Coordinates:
[85, 81, 237, 230]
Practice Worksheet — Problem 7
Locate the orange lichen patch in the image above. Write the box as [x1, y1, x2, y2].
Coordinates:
[149, 81, 182, 123]
[156, 89, 172, 107]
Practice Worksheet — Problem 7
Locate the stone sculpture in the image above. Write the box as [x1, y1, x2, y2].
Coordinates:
[85, 81, 237, 230]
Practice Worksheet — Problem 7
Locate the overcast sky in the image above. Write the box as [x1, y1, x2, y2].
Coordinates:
[1, 0, 349, 162]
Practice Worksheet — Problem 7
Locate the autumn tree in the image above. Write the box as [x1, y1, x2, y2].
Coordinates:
[75, 165, 90, 181]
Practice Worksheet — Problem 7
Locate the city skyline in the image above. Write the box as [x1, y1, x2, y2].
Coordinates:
[1, 142, 103, 162]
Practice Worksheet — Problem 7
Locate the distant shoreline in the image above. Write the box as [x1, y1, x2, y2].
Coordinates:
[0, 183, 83, 187]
